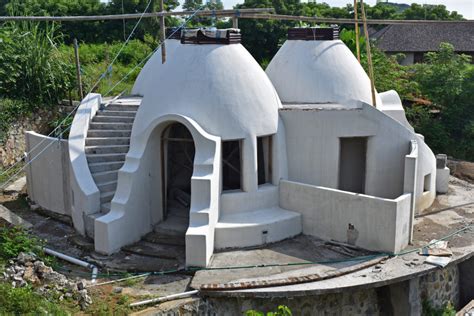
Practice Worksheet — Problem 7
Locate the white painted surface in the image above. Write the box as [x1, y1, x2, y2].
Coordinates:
[266, 40, 380, 108]
[436, 167, 450, 194]
[94, 114, 221, 267]
[134, 43, 280, 140]
[25, 132, 71, 215]
[403, 139, 418, 242]
[131, 39, 181, 96]
[279, 103, 436, 212]
[378, 90, 414, 131]
[69, 93, 102, 234]
[215, 206, 302, 249]
[95, 43, 284, 267]
[280, 180, 411, 253]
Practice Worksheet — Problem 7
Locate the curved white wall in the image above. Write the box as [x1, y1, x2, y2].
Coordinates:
[131, 39, 181, 96]
[266, 40, 377, 108]
[379, 90, 414, 132]
[135, 43, 280, 140]
[279, 103, 436, 211]
[69, 93, 102, 234]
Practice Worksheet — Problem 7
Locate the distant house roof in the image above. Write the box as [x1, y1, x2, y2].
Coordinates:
[372, 23, 474, 52]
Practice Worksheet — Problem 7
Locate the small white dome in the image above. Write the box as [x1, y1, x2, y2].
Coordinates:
[135, 43, 280, 139]
[131, 39, 181, 96]
[266, 39, 375, 108]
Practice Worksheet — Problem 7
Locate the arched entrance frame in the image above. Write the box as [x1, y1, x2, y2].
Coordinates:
[95, 114, 221, 268]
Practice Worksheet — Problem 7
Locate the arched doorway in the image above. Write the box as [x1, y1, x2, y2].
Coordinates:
[158, 122, 195, 236]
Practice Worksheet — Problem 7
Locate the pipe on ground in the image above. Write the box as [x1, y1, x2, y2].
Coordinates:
[43, 247, 98, 282]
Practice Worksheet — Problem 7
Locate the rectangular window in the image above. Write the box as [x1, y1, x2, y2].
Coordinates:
[222, 140, 242, 191]
[257, 136, 273, 185]
[339, 137, 367, 194]
[424, 174, 432, 192]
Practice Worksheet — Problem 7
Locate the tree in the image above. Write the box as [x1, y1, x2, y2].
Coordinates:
[402, 4, 463, 20]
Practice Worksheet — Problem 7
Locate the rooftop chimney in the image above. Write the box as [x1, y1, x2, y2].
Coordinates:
[288, 27, 339, 41]
[181, 28, 241, 45]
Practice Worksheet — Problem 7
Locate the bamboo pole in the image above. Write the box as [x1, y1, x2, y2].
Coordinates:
[159, 0, 166, 64]
[354, 0, 361, 63]
[73, 38, 84, 100]
[360, 0, 377, 107]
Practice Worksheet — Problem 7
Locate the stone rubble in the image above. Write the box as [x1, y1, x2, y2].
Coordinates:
[2, 252, 93, 310]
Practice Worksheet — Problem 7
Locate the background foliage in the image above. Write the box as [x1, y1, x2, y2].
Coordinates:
[0, 0, 472, 161]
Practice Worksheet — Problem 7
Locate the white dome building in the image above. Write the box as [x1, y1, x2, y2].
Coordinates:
[58, 27, 443, 268]
[266, 30, 380, 108]
[94, 29, 301, 267]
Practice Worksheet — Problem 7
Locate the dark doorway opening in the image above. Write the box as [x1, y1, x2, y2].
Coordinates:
[222, 140, 242, 191]
[159, 123, 195, 236]
[339, 137, 367, 194]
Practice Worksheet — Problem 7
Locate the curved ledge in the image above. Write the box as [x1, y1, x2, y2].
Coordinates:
[69, 93, 102, 233]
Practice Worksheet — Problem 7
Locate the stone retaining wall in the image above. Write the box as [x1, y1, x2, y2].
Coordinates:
[0, 101, 77, 168]
[149, 261, 466, 316]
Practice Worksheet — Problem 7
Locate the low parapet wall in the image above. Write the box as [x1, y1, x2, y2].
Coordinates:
[25, 131, 71, 215]
[279, 180, 411, 253]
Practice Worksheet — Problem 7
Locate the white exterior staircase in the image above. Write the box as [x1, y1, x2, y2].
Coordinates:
[83, 99, 140, 236]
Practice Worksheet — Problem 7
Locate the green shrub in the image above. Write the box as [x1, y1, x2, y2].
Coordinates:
[246, 305, 292, 316]
[0, 20, 75, 106]
[0, 283, 68, 315]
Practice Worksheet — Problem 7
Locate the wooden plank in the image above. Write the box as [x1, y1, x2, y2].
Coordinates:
[0, 8, 274, 22]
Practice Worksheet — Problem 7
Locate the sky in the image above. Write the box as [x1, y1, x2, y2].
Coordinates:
[221, 0, 474, 19]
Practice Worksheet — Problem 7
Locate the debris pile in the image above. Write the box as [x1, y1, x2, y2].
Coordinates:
[2, 252, 92, 310]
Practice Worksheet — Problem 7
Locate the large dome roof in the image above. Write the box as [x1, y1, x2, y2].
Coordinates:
[266, 39, 376, 108]
[134, 43, 280, 139]
[131, 39, 181, 96]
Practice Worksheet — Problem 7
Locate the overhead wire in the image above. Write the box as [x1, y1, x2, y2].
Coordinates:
[0, 0, 155, 188]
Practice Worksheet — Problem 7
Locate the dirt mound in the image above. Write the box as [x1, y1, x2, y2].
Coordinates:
[448, 159, 474, 183]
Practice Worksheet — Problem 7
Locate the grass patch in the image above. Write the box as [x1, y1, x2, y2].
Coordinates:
[86, 287, 132, 315]
[0, 283, 69, 315]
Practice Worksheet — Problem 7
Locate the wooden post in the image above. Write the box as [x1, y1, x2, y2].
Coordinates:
[73, 38, 84, 100]
[232, 16, 239, 28]
[354, 0, 361, 63]
[360, 0, 376, 107]
[159, 0, 166, 64]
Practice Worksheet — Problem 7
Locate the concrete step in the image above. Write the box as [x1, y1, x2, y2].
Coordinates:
[97, 110, 137, 117]
[143, 231, 186, 247]
[100, 191, 115, 204]
[106, 104, 140, 111]
[93, 115, 135, 123]
[84, 212, 104, 238]
[89, 122, 133, 130]
[88, 161, 125, 173]
[154, 215, 189, 237]
[85, 145, 129, 155]
[122, 240, 184, 260]
[86, 153, 126, 163]
[92, 170, 118, 183]
[215, 207, 302, 249]
[85, 137, 130, 146]
[101, 203, 111, 213]
[97, 181, 117, 193]
[87, 130, 131, 138]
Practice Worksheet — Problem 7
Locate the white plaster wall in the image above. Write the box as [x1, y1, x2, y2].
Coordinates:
[131, 39, 180, 96]
[135, 43, 280, 140]
[378, 90, 414, 132]
[94, 115, 221, 267]
[279, 103, 436, 211]
[266, 40, 378, 108]
[69, 93, 102, 234]
[25, 132, 71, 215]
[280, 180, 411, 253]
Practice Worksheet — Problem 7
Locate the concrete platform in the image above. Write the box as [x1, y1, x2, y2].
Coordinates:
[193, 176, 474, 297]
